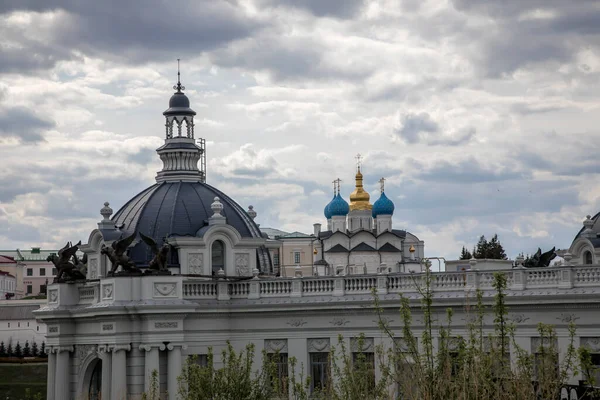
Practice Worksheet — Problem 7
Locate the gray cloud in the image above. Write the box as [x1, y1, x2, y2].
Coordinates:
[0, 1, 263, 70]
[0, 107, 54, 142]
[258, 0, 365, 18]
[414, 157, 528, 184]
[396, 112, 439, 143]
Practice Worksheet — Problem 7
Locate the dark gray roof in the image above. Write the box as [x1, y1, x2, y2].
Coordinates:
[378, 242, 401, 252]
[314, 259, 329, 265]
[591, 238, 600, 248]
[351, 243, 377, 251]
[110, 181, 265, 267]
[319, 229, 407, 240]
[325, 244, 349, 253]
[0, 304, 40, 320]
[163, 92, 196, 116]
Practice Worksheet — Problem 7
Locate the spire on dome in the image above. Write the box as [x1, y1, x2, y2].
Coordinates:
[379, 177, 385, 193]
[174, 58, 185, 93]
[349, 154, 372, 211]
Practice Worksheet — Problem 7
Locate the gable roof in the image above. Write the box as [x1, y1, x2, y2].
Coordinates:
[378, 242, 401, 252]
[351, 243, 377, 252]
[325, 244, 349, 253]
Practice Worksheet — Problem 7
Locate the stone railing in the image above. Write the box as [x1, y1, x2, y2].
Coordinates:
[45, 265, 600, 307]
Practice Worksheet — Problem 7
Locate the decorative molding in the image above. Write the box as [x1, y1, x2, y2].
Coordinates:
[532, 337, 557, 349]
[89, 258, 98, 279]
[48, 326, 59, 334]
[48, 289, 58, 303]
[139, 344, 166, 352]
[308, 338, 330, 352]
[188, 253, 203, 275]
[154, 322, 178, 329]
[581, 337, 600, 352]
[235, 253, 250, 276]
[76, 345, 97, 367]
[351, 337, 374, 352]
[154, 282, 177, 297]
[265, 339, 288, 353]
[101, 323, 114, 332]
[557, 313, 580, 323]
[330, 317, 349, 327]
[286, 318, 307, 327]
[509, 314, 530, 324]
[56, 346, 74, 353]
[394, 337, 415, 353]
[110, 344, 131, 353]
[102, 283, 113, 300]
[166, 343, 188, 351]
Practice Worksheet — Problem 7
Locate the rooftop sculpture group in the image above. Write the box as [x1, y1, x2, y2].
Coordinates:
[50, 232, 171, 282]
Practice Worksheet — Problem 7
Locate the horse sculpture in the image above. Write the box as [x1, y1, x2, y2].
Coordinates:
[47, 241, 87, 282]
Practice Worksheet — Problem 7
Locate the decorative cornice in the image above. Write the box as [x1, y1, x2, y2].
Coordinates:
[55, 345, 74, 353]
[166, 343, 188, 351]
[110, 344, 131, 353]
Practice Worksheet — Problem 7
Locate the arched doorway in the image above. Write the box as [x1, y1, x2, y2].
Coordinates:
[212, 240, 225, 274]
[88, 359, 102, 400]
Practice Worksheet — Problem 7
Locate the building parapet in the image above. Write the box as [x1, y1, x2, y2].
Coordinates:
[37, 265, 600, 309]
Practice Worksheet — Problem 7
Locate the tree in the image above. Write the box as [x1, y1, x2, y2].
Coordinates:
[459, 246, 472, 260]
[474, 235, 489, 259]
[488, 234, 507, 260]
[39, 342, 46, 358]
[23, 341, 31, 357]
[14, 342, 23, 358]
[0, 342, 6, 357]
[32, 341, 39, 358]
[7, 343, 13, 358]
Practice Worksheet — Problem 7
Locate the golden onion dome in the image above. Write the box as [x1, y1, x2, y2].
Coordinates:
[349, 169, 372, 211]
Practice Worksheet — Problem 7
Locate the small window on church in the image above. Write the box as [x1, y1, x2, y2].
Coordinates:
[585, 251, 593, 265]
[212, 240, 225, 275]
[294, 252, 301, 264]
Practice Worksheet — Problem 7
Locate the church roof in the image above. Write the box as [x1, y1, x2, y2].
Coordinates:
[378, 242, 401, 252]
[351, 243, 377, 251]
[325, 244, 349, 253]
[318, 229, 407, 240]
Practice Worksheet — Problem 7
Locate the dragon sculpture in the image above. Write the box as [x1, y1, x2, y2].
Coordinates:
[47, 241, 86, 282]
[139, 233, 170, 273]
[101, 232, 141, 275]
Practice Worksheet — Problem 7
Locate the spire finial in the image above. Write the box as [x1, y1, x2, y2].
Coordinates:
[332, 179, 337, 196]
[173, 58, 185, 93]
[355, 153, 362, 171]
[334, 178, 342, 195]
[379, 177, 385, 193]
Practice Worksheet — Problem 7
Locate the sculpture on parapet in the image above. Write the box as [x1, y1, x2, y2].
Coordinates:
[48, 241, 87, 282]
[73, 252, 88, 277]
[139, 232, 171, 275]
[102, 232, 141, 276]
[523, 247, 557, 268]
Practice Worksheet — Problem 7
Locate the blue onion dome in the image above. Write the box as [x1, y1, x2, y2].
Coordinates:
[324, 195, 334, 219]
[372, 192, 395, 217]
[329, 193, 350, 216]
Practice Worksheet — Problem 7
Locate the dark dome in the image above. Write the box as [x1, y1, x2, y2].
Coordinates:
[111, 181, 262, 266]
[163, 92, 196, 116]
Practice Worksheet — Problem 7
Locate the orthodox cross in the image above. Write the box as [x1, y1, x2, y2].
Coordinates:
[355, 153, 362, 170]
[334, 178, 342, 195]
[332, 179, 337, 195]
[379, 177, 386, 193]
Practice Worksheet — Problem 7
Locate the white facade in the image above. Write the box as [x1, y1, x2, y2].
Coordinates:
[0, 300, 46, 347]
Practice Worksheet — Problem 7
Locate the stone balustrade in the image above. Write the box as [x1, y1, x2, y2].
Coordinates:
[44, 265, 600, 307]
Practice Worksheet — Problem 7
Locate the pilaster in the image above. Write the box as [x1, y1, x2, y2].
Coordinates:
[140, 343, 166, 393]
[46, 348, 56, 400]
[55, 346, 73, 400]
[110, 344, 131, 400]
[167, 343, 187, 399]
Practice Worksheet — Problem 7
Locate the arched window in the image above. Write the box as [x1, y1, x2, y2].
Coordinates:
[212, 240, 225, 275]
[88, 360, 102, 400]
[584, 251, 593, 265]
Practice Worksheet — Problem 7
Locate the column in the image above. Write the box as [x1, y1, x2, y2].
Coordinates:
[167, 344, 187, 399]
[111, 344, 131, 400]
[140, 344, 165, 393]
[55, 346, 73, 400]
[98, 345, 112, 400]
[46, 347, 56, 400]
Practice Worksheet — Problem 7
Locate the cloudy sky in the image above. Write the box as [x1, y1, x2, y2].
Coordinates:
[0, 0, 599, 260]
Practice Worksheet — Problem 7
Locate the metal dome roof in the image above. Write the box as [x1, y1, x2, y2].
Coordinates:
[372, 192, 395, 217]
[324, 195, 335, 219]
[110, 181, 264, 266]
[329, 193, 350, 216]
[163, 92, 196, 116]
